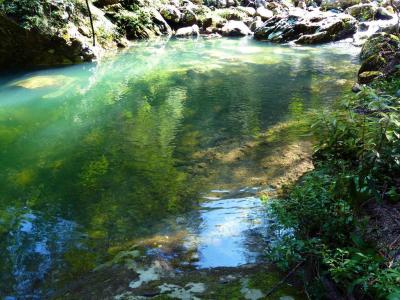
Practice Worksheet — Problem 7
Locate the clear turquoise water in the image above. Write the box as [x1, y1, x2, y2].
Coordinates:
[0, 37, 359, 298]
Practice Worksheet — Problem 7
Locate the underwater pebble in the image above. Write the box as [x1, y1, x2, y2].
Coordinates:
[158, 282, 205, 299]
[219, 274, 237, 284]
[240, 278, 265, 300]
[280, 296, 295, 300]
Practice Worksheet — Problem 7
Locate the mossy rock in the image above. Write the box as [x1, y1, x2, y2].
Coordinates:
[358, 70, 383, 84]
[358, 33, 400, 83]
[345, 4, 377, 21]
[215, 7, 248, 21]
[321, 0, 361, 10]
[359, 54, 387, 73]
[360, 32, 400, 61]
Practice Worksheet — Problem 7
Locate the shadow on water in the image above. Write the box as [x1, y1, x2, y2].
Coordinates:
[0, 37, 359, 298]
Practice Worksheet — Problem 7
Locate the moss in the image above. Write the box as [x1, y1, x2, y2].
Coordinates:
[248, 272, 305, 299]
[12, 169, 35, 186]
[63, 249, 97, 278]
[360, 33, 400, 61]
[358, 71, 383, 84]
[80, 155, 109, 188]
[215, 8, 247, 21]
[212, 281, 243, 299]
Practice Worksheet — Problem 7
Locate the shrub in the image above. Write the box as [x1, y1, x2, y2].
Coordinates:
[268, 80, 400, 299]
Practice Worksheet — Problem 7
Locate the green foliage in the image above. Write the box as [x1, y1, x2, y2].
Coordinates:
[312, 86, 400, 204]
[268, 81, 400, 299]
[323, 248, 400, 298]
[0, 0, 85, 31]
[272, 170, 354, 241]
[114, 6, 160, 39]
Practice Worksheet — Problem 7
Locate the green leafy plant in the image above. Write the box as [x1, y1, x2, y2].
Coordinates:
[268, 81, 400, 299]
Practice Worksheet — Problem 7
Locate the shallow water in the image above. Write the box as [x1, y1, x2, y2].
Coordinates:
[0, 37, 359, 298]
[186, 194, 269, 268]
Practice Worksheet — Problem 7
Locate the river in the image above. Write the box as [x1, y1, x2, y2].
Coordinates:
[0, 37, 359, 299]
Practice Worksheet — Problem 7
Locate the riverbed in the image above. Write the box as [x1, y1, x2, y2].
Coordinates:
[0, 37, 359, 299]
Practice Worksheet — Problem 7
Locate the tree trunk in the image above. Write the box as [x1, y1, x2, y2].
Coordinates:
[85, 0, 96, 46]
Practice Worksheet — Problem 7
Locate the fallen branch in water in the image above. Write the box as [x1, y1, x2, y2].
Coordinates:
[265, 260, 305, 297]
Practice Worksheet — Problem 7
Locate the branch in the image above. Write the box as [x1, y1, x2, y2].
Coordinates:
[265, 260, 305, 297]
[85, 0, 96, 46]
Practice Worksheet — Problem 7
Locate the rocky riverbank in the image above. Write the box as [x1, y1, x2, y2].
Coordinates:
[0, 0, 399, 71]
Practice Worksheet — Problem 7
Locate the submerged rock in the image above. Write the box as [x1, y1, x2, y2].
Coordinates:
[12, 75, 73, 89]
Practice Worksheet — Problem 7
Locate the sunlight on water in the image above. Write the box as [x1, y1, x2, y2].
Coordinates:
[0, 37, 359, 298]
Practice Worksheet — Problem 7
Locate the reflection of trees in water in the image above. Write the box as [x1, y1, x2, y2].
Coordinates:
[0, 39, 359, 296]
[0, 67, 197, 296]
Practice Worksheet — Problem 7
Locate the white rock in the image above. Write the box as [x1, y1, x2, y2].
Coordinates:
[175, 25, 200, 37]
[221, 20, 252, 36]
[256, 7, 273, 20]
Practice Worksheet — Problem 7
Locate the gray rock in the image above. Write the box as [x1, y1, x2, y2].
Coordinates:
[280, 296, 295, 300]
[256, 7, 274, 20]
[160, 4, 182, 24]
[352, 83, 362, 92]
[181, 8, 198, 26]
[345, 3, 377, 21]
[250, 16, 264, 31]
[221, 20, 252, 36]
[237, 6, 257, 17]
[219, 275, 237, 284]
[358, 22, 369, 31]
[255, 11, 357, 44]
[321, 0, 361, 10]
[396, 89, 400, 97]
[375, 7, 394, 20]
[175, 24, 200, 37]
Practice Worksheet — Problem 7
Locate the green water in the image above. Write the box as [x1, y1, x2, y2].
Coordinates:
[0, 37, 359, 298]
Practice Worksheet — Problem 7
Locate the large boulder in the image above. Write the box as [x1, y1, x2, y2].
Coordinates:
[236, 6, 257, 17]
[221, 20, 252, 36]
[254, 11, 357, 44]
[358, 33, 400, 83]
[0, 0, 122, 69]
[375, 7, 394, 20]
[256, 7, 274, 20]
[181, 8, 198, 26]
[113, 7, 172, 39]
[249, 16, 264, 31]
[175, 24, 200, 37]
[214, 7, 249, 21]
[360, 32, 400, 60]
[345, 3, 377, 21]
[160, 4, 182, 24]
